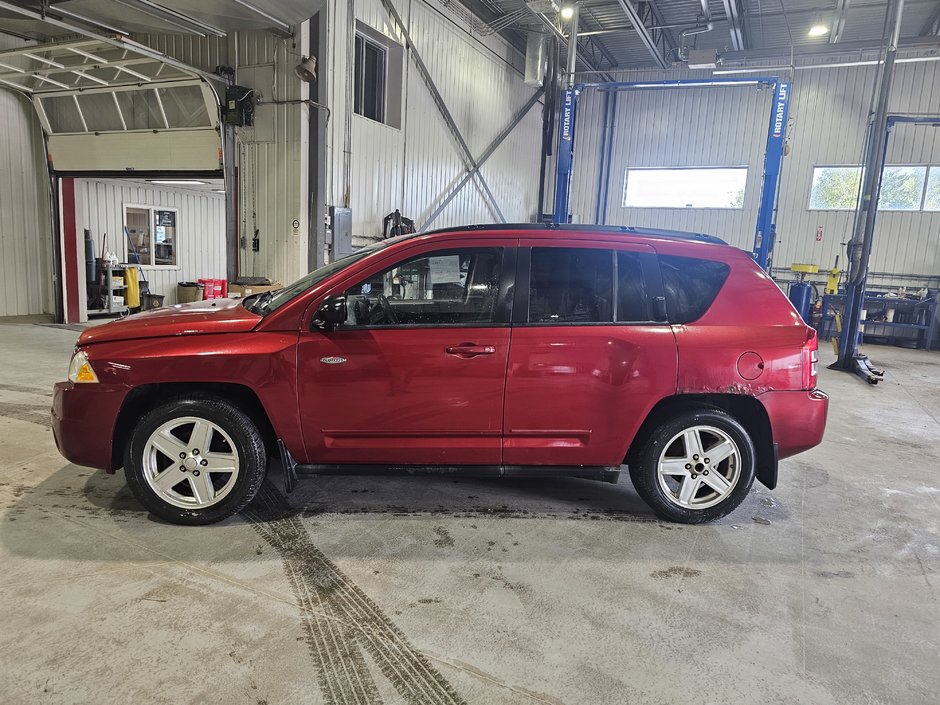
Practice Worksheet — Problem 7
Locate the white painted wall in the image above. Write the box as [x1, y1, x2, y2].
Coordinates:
[566, 60, 940, 289]
[73, 178, 226, 319]
[0, 36, 53, 317]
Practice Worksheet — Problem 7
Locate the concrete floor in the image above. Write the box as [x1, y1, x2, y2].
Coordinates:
[0, 319, 937, 705]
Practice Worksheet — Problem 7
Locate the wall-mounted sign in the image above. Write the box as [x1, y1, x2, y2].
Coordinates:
[816, 225, 824, 242]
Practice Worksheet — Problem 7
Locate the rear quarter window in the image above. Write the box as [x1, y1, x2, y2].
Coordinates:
[659, 255, 730, 324]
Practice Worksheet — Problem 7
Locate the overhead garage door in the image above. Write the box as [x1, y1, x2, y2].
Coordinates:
[0, 38, 222, 173]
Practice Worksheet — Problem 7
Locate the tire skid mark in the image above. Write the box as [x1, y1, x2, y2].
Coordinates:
[244, 483, 467, 705]
[250, 489, 459, 705]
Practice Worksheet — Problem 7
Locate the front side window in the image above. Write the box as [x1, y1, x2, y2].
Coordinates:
[343, 248, 502, 327]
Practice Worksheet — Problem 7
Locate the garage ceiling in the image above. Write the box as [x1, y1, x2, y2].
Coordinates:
[0, 0, 323, 40]
[462, 0, 940, 71]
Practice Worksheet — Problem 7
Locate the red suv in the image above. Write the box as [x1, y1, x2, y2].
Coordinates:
[52, 225, 828, 525]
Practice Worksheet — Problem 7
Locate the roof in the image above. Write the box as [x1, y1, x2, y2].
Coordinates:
[424, 223, 729, 245]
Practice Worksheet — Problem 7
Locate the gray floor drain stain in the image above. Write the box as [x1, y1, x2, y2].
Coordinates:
[244, 483, 466, 705]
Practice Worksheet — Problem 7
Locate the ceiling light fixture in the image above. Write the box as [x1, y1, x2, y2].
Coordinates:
[808, 24, 830, 37]
[148, 180, 208, 186]
[560, 5, 575, 20]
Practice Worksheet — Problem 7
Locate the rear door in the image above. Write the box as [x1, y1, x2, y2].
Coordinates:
[296, 239, 515, 465]
[503, 240, 678, 467]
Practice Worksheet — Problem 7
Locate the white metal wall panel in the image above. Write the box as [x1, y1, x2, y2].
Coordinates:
[73, 178, 225, 318]
[568, 64, 940, 287]
[0, 36, 52, 317]
[136, 30, 310, 286]
[333, 0, 542, 244]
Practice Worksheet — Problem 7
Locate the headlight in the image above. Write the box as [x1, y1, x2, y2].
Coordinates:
[68, 349, 99, 383]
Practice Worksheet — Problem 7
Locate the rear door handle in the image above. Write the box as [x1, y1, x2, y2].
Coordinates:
[445, 343, 496, 357]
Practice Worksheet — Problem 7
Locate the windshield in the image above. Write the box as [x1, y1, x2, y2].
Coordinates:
[245, 234, 418, 315]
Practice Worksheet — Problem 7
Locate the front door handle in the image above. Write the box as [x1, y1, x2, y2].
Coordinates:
[445, 343, 496, 358]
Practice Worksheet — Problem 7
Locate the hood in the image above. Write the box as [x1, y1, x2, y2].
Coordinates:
[78, 298, 262, 346]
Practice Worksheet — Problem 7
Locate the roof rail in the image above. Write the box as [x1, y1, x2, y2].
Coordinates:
[424, 222, 728, 245]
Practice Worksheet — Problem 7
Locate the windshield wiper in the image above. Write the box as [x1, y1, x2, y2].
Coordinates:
[244, 290, 275, 314]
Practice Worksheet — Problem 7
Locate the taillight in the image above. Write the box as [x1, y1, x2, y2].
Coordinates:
[802, 329, 818, 390]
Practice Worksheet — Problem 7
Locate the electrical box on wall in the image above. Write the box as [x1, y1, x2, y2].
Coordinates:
[329, 206, 353, 259]
[224, 85, 255, 126]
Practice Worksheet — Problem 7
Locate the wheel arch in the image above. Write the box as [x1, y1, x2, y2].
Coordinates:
[111, 382, 278, 470]
[626, 393, 776, 489]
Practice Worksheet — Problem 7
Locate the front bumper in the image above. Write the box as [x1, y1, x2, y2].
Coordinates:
[759, 388, 829, 460]
[51, 381, 128, 471]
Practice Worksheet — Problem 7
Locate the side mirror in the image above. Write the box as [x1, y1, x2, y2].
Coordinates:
[314, 295, 347, 330]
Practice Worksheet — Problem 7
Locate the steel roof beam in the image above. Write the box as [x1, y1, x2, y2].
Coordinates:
[0, 1, 222, 86]
[611, 0, 672, 69]
[830, 0, 851, 43]
[921, 4, 940, 35]
[721, 0, 749, 50]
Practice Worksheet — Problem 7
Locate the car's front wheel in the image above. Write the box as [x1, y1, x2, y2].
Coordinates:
[629, 408, 755, 523]
[124, 396, 267, 525]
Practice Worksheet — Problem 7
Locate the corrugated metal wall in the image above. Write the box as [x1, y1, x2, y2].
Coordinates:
[139, 0, 542, 279]
[330, 0, 543, 245]
[73, 179, 226, 318]
[137, 30, 310, 286]
[567, 63, 940, 288]
[0, 35, 52, 317]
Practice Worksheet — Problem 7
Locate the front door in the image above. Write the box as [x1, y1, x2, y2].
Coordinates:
[503, 240, 678, 467]
[297, 241, 514, 465]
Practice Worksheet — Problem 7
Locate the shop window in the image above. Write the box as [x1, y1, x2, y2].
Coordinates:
[124, 205, 178, 267]
[623, 167, 747, 209]
[809, 165, 929, 210]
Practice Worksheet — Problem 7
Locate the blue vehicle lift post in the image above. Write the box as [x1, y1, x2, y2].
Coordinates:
[552, 76, 792, 271]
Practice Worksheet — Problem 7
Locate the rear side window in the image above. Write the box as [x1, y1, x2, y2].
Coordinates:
[527, 248, 651, 324]
[659, 255, 730, 324]
[529, 248, 612, 323]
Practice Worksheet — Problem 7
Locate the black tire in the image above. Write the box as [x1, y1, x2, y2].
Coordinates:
[124, 395, 267, 525]
[629, 408, 755, 524]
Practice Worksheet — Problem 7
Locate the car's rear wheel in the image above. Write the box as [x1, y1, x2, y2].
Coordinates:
[629, 408, 755, 523]
[124, 396, 267, 525]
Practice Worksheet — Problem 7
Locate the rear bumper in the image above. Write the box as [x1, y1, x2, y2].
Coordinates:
[51, 381, 128, 471]
[759, 388, 829, 460]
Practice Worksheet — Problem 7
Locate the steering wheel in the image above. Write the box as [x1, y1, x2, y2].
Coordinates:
[378, 294, 400, 325]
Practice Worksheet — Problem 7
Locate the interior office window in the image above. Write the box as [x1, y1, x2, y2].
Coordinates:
[354, 33, 386, 123]
[124, 205, 178, 267]
[352, 23, 403, 128]
[924, 166, 940, 211]
[616, 251, 649, 322]
[623, 167, 747, 209]
[344, 248, 502, 326]
[529, 248, 613, 323]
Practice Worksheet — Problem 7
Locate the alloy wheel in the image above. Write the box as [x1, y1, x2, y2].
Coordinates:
[657, 425, 742, 510]
[142, 416, 240, 510]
